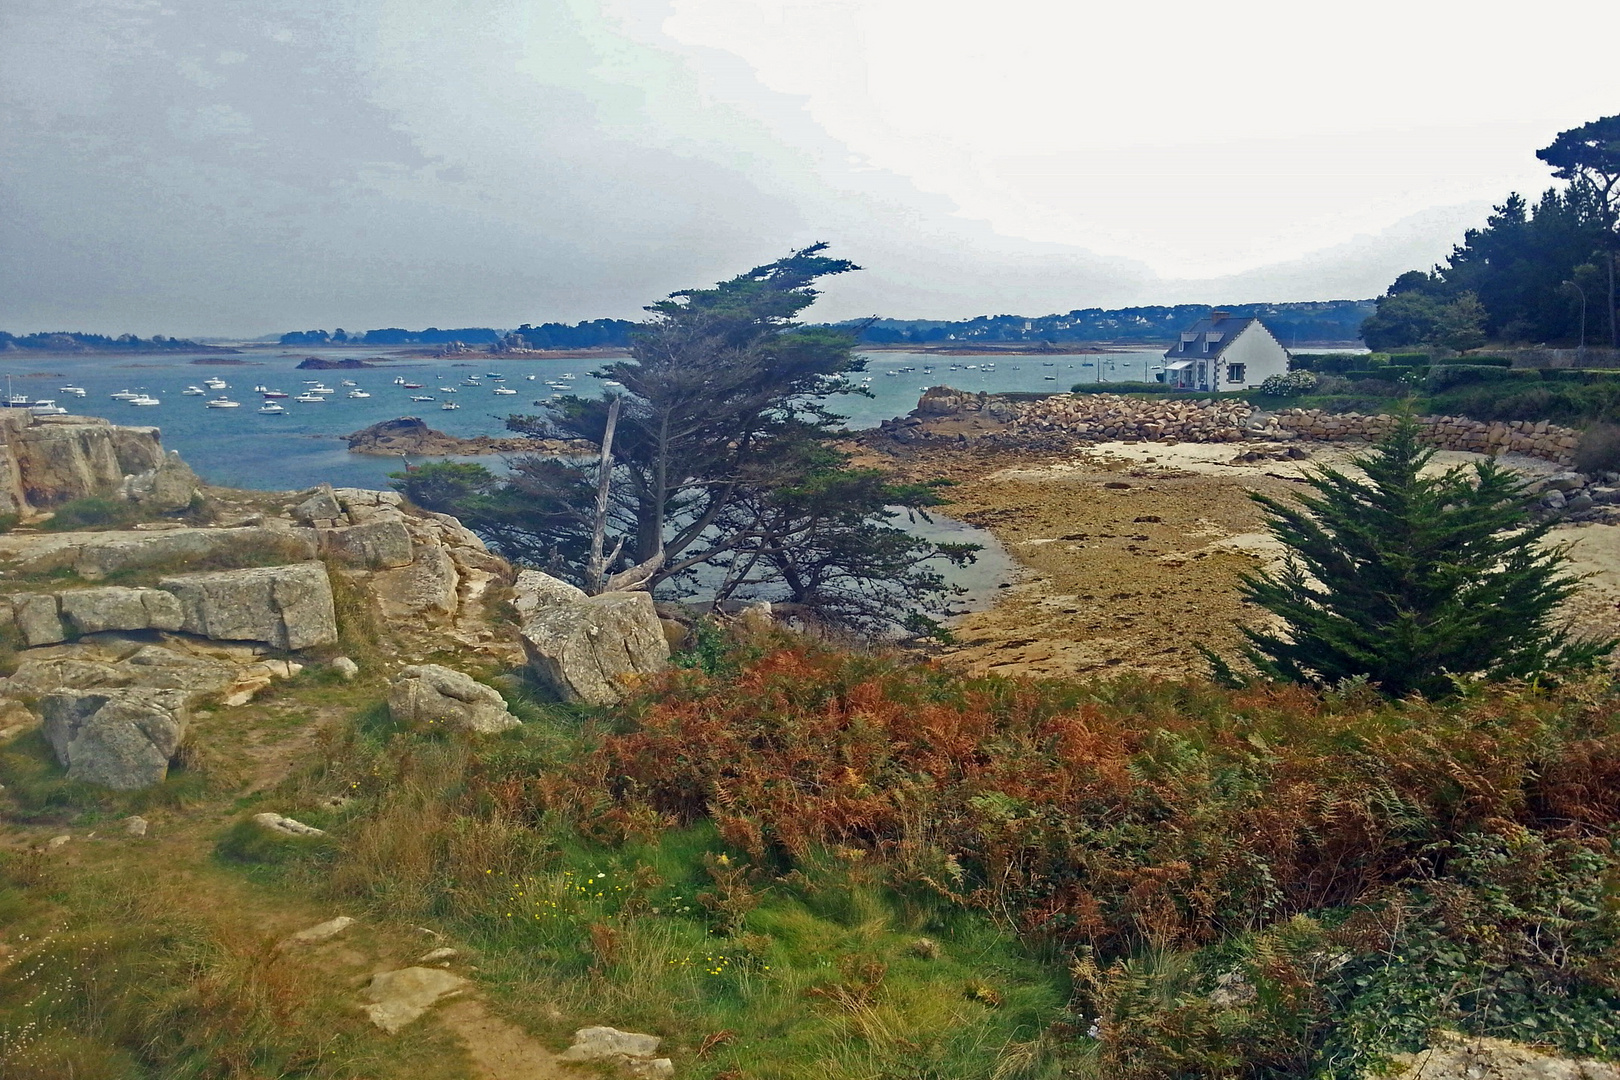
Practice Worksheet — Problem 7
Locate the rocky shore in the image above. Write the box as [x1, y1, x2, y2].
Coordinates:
[858, 387, 1620, 681]
[343, 416, 591, 457]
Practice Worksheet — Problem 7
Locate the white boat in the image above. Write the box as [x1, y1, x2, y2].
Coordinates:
[253, 384, 270, 393]
[492, 387, 517, 395]
[206, 398, 240, 408]
[347, 390, 370, 399]
[460, 377, 482, 386]
[182, 386, 206, 395]
[29, 400, 67, 415]
[438, 386, 457, 393]
[560, 373, 576, 379]
[486, 371, 503, 378]
[259, 403, 286, 414]
[409, 395, 435, 402]
[203, 377, 227, 390]
[294, 393, 325, 403]
[308, 384, 335, 395]
[128, 395, 160, 406]
[393, 376, 406, 385]
[339, 379, 358, 387]
[261, 389, 289, 399]
[441, 402, 460, 410]
[57, 386, 87, 397]
[525, 374, 537, 381]
[111, 389, 141, 400]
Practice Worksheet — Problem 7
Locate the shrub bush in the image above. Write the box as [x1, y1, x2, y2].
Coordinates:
[1260, 371, 1319, 397]
[1575, 423, 1620, 474]
[41, 496, 142, 532]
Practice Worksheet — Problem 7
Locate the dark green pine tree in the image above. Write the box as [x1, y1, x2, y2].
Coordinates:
[1235, 417, 1614, 698]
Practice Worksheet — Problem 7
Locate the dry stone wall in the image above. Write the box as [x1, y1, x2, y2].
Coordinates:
[1007, 394, 1580, 465]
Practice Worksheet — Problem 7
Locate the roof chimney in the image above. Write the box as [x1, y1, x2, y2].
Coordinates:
[1210, 309, 1230, 323]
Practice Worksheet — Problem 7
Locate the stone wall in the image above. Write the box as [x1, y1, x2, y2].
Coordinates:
[1007, 394, 1580, 465]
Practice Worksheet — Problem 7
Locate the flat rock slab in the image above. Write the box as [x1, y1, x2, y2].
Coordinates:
[363, 967, 469, 1033]
[58, 586, 184, 635]
[279, 915, 354, 950]
[253, 812, 326, 837]
[160, 562, 337, 650]
[558, 1027, 673, 1077]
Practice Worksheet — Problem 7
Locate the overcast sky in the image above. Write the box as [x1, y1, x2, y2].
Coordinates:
[2, 0, 1614, 336]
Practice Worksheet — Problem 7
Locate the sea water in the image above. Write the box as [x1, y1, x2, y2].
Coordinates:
[0, 346, 1166, 491]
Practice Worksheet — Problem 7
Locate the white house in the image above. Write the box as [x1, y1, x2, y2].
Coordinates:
[1161, 312, 1290, 392]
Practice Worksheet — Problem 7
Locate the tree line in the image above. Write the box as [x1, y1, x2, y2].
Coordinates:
[1362, 114, 1620, 351]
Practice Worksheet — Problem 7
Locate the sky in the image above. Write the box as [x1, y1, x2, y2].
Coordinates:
[1, 0, 1614, 336]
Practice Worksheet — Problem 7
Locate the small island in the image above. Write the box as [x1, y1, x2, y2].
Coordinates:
[344, 416, 591, 456]
[295, 356, 384, 370]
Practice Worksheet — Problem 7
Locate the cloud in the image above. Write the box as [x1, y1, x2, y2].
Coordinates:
[0, 0, 1604, 335]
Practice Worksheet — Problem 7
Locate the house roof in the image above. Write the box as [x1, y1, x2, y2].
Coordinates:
[1162, 314, 1270, 362]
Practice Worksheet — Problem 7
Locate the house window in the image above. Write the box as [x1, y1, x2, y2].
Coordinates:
[1227, 363, 1246, 383]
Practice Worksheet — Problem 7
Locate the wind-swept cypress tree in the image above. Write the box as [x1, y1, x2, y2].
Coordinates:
[1235, 416, 1613, 697]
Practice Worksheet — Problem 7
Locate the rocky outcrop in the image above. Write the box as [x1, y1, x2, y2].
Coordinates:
[119, 451, 202, 512]
[159, 562, 338, 650]
[0, 525, 319, 580]
[295, 356, 377, 369]
[318, 519, 414, 569]
[520, 586, 670, 706]
[386, 664, 521, 734]
[344, 416, 587, 457]
[41, 687, 190, 790]
[0, 411, 166, 512]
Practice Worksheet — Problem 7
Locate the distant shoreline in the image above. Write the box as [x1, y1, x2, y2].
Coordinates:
[857, 340, 1365, 356]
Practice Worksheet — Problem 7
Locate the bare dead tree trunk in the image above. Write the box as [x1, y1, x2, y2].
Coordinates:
[585, 396, 622, 595]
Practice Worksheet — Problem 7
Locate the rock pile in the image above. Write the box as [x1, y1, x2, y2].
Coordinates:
[343, 417, 587, 457]
[1013, 394, 1259, 442]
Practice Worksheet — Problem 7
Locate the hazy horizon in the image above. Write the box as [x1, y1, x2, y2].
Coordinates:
[3, 0, 1613, 337]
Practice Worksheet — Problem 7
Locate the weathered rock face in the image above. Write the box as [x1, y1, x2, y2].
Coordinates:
[120, 451, 201, 512]
[521, 591, 670, 706]
[387, 664, 521, 734]
[293, 485, 343, 524]
[0, 412, 166, 511]
[8, 592, 66, 646]
[318, 519, 414, 569]
[160, 562, 338, 650]
[58, 587, 185, 635]
[41, 687, 189, 790]
[511, 569, 587, 618]
[558, 1027, 674, 1078]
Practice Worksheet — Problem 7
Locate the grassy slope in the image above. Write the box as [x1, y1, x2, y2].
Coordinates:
[5, 630, 1620, 1079]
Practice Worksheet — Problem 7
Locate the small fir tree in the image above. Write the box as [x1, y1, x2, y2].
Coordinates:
[1233, 416, 1613, 697]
